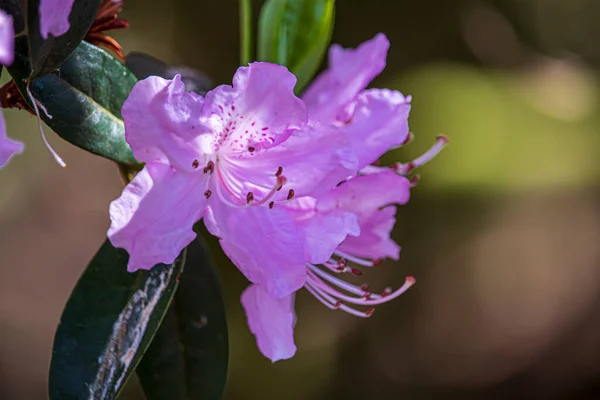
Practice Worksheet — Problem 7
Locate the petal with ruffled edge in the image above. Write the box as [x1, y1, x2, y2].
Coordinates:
[302, 33, 389, 124]
[284, 197, 360, 264]
[318, 171, 410, 260]
[201, 62, 307, 154]
[122, 75, 208, 172]
[108, 163, 209, 272]
[0, 112, 23, 168]
[338, 205, 399, 260]
[342, 89, 411, 169]
[241, 284, 297, 362]
[0, 10, 14, 66]
[213, 204, 306, 298]
[220, 122, 357, 203]
[39, 0, 75, 39]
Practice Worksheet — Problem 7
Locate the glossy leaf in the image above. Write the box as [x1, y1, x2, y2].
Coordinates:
[125, 52, 213, 96]
[49, 240, 187, 400]
[258, 0, 335, 93]
[27, 0, 101, 78]
[0, 0, 24, 33]
[137, 235, 229, 400]
[8, 37, 138, 165]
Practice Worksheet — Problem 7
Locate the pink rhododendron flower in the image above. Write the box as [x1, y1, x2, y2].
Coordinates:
[234, 34, 447, 361]
[108, 62, 357, 296]
[39, 0, 75, 39]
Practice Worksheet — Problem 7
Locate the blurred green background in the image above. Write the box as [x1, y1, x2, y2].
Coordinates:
[2, 0, 600, 399]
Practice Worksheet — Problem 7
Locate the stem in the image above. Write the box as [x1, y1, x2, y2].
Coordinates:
[239, 0, 252, 65]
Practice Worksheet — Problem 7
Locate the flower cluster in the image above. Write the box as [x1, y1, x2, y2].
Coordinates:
[0, 0, 75, 169]
[108, 34, 446, 361]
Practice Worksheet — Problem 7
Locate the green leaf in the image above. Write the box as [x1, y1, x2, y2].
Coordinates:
[8, 37, 138, 165]
[48, 240, 187, 400]
[258, 0, 335, 93]
[137, 235, 229, 400]
[27, 0, 101, 78]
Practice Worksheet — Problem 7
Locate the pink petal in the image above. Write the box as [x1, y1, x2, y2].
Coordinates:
[221, 122, 357, 203]
[285, 197, 360, 264]
[0, 111, 23, 169]
[213, 205, 306, 298]
[342, 89, 411, 169]
[201, 62, 307, 154]
[318, 171, 410, 260]
[241, 284, 297, 362]
[302, 33, 389, 124]
[338, 205, 400, 260]
[0, 10, 14, 66]
[108, 163, 209, 272]
[39, 0, 75, 39]
[122, 75, 208, 172]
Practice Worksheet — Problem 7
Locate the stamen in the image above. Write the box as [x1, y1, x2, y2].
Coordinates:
[251, 175, 287, 206]
[307, 264, 368, 296]
[246, 191, 254, 204]
[269, 201, 275, 209]
[334, 250, 377, 267]
[275, 166, 283, 177]
[393, 135, 448, 175]
[26, 84, 66, 167]
[204, 190, 212, 199]
[305, 280, 375, 318]
[287, 189, 295, 200]
[307, 271, 415, 306]
[192, 159, 200, 169]
[203, 160, 215, 173]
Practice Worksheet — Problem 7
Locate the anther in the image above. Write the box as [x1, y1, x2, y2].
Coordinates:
[381, 287, 393, 297]
[248, 146, 255, 152]
[360, 283, 370, 291]
[334, 301, 342, 309]
[350, 268, 362, 276]
[204, 190, 212, 199]
[275, 166, 283, 177]
[203, 161, 214, 174]
[372, 258, 383, 266]
[361, 292, 372, 300]
[365, 308, 375, 317]
[246, 192, 254, 204]
[287, 189, 295, 200]
[269, 201, 275, 209]
[192, 159, 200, 169]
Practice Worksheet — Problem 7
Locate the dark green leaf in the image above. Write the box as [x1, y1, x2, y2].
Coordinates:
[137, 235, 229, 400]
[258, 0, 335, 93]
[27, 0, 101, 78]
[0, 0, 24, 33]
[126, 52, 213, 96]
[49, 240, 187, 400]
[8, 37, 138, 165]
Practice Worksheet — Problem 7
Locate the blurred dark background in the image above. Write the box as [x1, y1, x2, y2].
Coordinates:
[2, 0, 600, 399]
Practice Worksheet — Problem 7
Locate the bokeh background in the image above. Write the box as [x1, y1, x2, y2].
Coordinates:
[2, 0, 600, 398]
